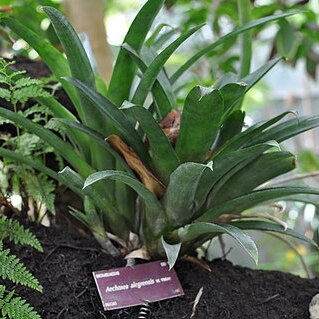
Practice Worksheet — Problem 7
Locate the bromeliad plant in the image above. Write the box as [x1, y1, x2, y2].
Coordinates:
[1, 1, 319, 266]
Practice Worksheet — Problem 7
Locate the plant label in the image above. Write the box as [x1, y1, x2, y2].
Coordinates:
[93, 260, 184, 311]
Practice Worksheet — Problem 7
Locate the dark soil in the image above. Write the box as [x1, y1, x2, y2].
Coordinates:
[5, 222, 319, 319]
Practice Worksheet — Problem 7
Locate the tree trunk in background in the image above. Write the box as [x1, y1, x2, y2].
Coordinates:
[63, 0, 113, 83]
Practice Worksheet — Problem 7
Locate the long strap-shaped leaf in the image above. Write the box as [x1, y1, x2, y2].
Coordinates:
[107, 0, 165, 106]
[242, 57, 283, 93]
[0, 107, 93, 177]
[170, 11, 301, 84]
[0, 147, 69, 189]
[2, 17, 79, 109]
[43, 7, 116, 172]
[206, 151, 296, 209]
[132, 24, 203, 107]
[195, 143, 272, 215]
[60, 167, 129, 239]
[84, 171, 166, 236]
[58, 119, 134, 174]
[121, 103, 179, 183]
[122, 44, 174, 117]
[162, 163, 212, 228]
[175, 86, 224, 163]
[2, 16, 69, 80]
[246, 115, 319, 146]
[213, 111, 295, 158]
[42, 7, 95, 89]
[198, 187, 319, 222]
[176, 222, 258, 264]
[64, 78, 152, 167]
[36, 96, 89, 157]
[229, 220, 318, 247]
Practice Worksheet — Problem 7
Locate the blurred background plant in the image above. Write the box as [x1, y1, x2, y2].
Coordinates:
[0, 0, 318, 276]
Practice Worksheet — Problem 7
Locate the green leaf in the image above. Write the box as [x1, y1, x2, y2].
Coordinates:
[2, 16, 78, 106]
[36, 96, 89, 158]
[161, 236, 181, 270]
[132, 24, 203, 106]
[0, 107, 93, 177]
[207, 151, 296, 209]
[59, 167, 129, 239]
[194, 143, 273, 216]
[0, 147, 83, 198]
[107, 0, 165, 106]
[42, 6, 113, 172]
[64, 78, 152, 167]
[162, 163, 212, 228]
[246, 115, 319, 146]
[215, 110, 245, 150]
[276, 19, 298, 58]
[2, 16, 69, 80]
[122, 44, 174, 117]
[175, 86, 224, 163]
[241, 57, 283, 93]
[0, 248, 42, 291]
[0, 216, 43, 251]
[198, 187, 319, 222]
[214, 111, 295, 158]
[229, 220, 318, 247]
[176, 222, 258, 264]
[84, 171, 166, 236]
[219, 83, 247, 117]
[170, 11, 301, 83]
[42, 6, 95, 89]
[57, 119, 133, 174]
[121, 103, 179, 183]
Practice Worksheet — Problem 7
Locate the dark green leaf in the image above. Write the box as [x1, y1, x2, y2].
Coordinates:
[207, 151, 296, 209]
[229, 220, 318, 247]
[107, 0, 165, 106]
[121, 103, 179, 183]
[176, 86, 224, 163]
[176, 222, 258, 264]
[0, 107, 93, 177]
[64, 78, 152, 167]
[132, 24, 203, 106]
[198, 187, 319, 222]
[162, 163, 212, 228]
[161, 236, 181, 270]
[122, 44, 175, 116]
[83, 171, 166, 236]
[215, 110, 245, 150]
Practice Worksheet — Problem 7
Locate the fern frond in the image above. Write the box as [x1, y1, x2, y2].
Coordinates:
[12, 86, 51, 105]
[0, 285, 42, 319]
[25, 174, 56, 215]
[22, 105, 53, 118]
[0, 217, 42, 251]
[14, 78, 43, 89]
[0, 88, 11, 102]
[0, 245, 42, 292]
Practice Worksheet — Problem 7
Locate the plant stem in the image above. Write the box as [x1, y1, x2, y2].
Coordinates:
[237, 0, 252, 79]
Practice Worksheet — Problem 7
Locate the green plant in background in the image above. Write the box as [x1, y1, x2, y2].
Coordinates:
[164, 0, 319, 81]
[1, 0, 319, 266]
[0, 216, 42, 319]
[0, 58, 63, 220]
[0, 0, 61, 56]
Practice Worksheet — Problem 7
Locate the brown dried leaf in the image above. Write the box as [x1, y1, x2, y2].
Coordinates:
[106, 135, 165, 197]
[125, 246, 151, 260]
[181, 255, 212, 272]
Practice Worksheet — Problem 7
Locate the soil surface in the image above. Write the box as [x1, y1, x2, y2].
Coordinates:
[5, 222, 319, 319]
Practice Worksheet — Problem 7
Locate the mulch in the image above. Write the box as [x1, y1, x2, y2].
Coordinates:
[5, 221, 319, 319]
